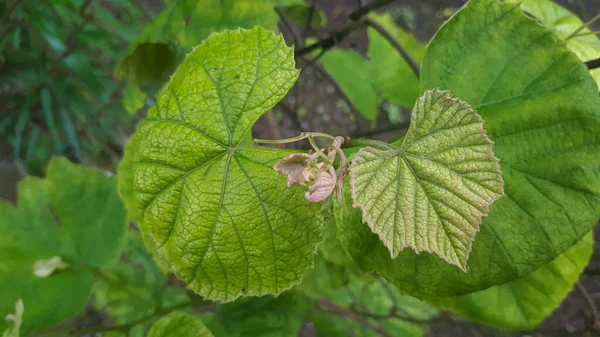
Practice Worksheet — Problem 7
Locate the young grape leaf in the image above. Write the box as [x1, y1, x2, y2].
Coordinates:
[0, 157, 126, 334]
[128, 27, 323, 302]
[506, 0, 600, 86]
[148, 312, 214, 337]
[350, 89, 503, 270]
[337, 0, 600, 298]
[428, 231, 593, 330]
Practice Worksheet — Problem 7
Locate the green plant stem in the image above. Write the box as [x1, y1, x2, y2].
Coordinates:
[254, 132, 335, 145]
[565, 12, 600, 41]
[308, 135, 329, 159]
[345, 138, 395, 150]
[30, 301, 193, 337]
[365, 18, 420, 78]
[572, 30, 600, 38]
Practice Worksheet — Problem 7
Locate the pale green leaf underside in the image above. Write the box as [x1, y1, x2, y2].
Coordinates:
[430, 231, 593, 330]
[148, 312, 214, 337]
[131, 28, 323, 301]
[350, 90, 503, 270]
[338, 0, 600, 298]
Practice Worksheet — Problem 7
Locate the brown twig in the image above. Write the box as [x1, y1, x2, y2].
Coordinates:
[365, 18, 420, 78]
[294, 0, 398, 57]
[586, 58, 600, 70]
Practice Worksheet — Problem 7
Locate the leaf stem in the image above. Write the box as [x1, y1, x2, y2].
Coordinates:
[572, 30, 600, 38]
[308, 135, 329, 160]
[565, 12, 600, 41]
[254, 132, 335, 145]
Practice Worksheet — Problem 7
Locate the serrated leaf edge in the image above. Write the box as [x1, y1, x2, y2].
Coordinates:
[348, 89, 504, 271]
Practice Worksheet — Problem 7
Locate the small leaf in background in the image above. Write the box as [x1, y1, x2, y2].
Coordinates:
[278, 4, 327, 28]
[123, 84, 147, 115]
[350, 89, 503, 270]
[129, 27, 323, 302]
[204, 293, 305, 337]
[148, 312, 214, 337]
[32, 256, 69, 278]
[367, 13, 425, 107]
[2, 299, 23, 337]
[319, 50, 378, 120]
[319, 15, 425, 120]
[428, 231, 594, 330]
[115, 0, 281, 86]
[0, 157, 126, 334]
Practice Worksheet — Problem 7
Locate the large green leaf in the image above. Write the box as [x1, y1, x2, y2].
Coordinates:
[350, 89, 503, 270]
[506, 0, 600, 86]
[128, 27, 323, 302]
[338, 0, 600, 298]
[148, 312, 214, 337]
[0, 157, 126, 334]
[429, 231, 593, 330]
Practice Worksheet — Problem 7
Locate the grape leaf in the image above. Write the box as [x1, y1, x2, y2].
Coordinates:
[128, 27, 323, 302]
[350, 89, 503, 270]
[506, 0, 600, 86]
[0, 157, 126, 334]
[428, 231, 593, 330]
[148, 312, 214, 337]
[337, 0, 600, 298]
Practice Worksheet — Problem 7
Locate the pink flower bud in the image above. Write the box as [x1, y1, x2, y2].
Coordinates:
[305, 166, 337, 202]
